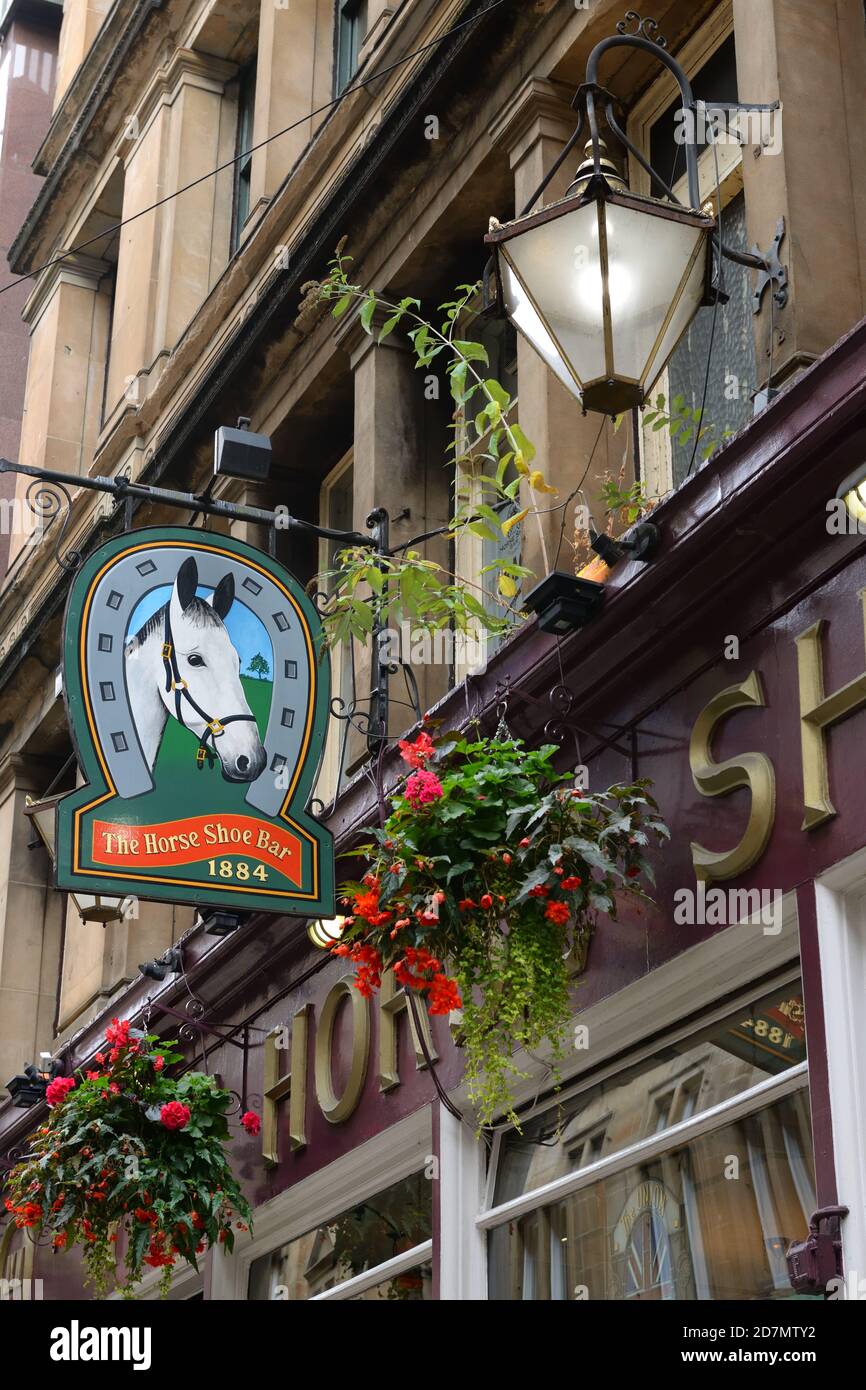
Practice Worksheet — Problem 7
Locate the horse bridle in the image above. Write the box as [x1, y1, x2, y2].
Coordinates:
[161, 606, 257, 770]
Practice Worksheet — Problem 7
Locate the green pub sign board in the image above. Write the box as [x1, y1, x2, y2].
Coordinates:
[56, 527, 335, 917]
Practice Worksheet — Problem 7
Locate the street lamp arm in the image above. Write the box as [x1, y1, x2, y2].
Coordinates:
[0, 457, 374, 549]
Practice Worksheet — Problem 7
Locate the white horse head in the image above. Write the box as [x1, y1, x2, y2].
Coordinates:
[126, 556, 267, 783]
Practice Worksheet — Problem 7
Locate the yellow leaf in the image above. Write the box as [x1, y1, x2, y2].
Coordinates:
[498, 574, 518, 598]
[513, 452, 530, 477]
[501, 508, 528, 537]
[529, 470, 558, 495]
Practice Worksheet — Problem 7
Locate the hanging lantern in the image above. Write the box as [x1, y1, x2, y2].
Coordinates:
[486, 142, 716, 417]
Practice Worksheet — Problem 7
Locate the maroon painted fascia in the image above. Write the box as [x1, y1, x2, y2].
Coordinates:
[4, 311, 866, 1156]
[795, 882, 837, 1209]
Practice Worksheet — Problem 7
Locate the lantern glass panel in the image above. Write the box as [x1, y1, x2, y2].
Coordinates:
[501, 199, 606, 391]
[604, 203, 707, 385]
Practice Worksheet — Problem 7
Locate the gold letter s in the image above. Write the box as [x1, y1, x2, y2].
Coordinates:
[689, 671, 775, 883]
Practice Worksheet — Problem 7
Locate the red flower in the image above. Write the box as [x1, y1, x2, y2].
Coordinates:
[135, 1207, 158, 1225]
[403, 768, 444, 808]
[519, 837, 531, 848]
[502, 853, 512, 866]
[352, 888, 391, 928]
[45, 1076, 75, 1108]
[545, 901, 571, 926]
[191, 1211, 206, 1231]
[94, 1052, 106, 1065]
[153, 1055, 165, 1071]
[105, 1017, 131, 1048]
[479, 893, 493, 910]
[427, 974, 462, 1016]
[241, 1111, 261, 1136]
[561, 876, 583, 891]
[160, 1101, 191, 1131]
[458, 898, 477, 911]
[398, 731, 435, 768]
[143, 1233, 174, 1268]
[627, 865, 641, 878]
[394, 947, 443, 991]
[52, 1232, 67, 1249]
[529, 885, 549, 899]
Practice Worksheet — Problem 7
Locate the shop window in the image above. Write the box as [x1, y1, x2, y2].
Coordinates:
[628, 8, 757, 491]
[335, 0, 368, 94]
[485, 979, 813, 1300]
[231, 59, 257, 254]
[247, 1168, 432, 1300]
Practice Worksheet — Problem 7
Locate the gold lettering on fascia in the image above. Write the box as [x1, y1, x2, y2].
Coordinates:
[262, 1006, 310, 1167]
[689, 671, 776, 883]
[379, 966, 437, 1091]
[796, 590, 866, 829]
[314, 974, 370, 1124]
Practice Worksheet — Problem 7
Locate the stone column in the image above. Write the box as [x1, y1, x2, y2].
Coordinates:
[7, 253, 112, 565]
[105, 50, 237, 416]
[341, 317, 451, 764]
[248, 0, 334, 220]
[734, 0, 866, 386]
[0, 755, 64, 1087]
[488, 77, 627, 583]
[53, 0, 111, 111]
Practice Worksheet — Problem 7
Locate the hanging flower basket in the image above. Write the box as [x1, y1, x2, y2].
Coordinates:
[4, 1019, 254, 1298]
[337, 729, 669, 1127]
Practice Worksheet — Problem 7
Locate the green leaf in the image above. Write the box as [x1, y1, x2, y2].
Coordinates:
[332, 293, 353, 319]
[453, 340, 489, 365]
[360, 293, 377, 334]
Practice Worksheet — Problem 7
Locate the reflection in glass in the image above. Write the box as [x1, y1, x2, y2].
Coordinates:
[348, 1260, 433, 1301]
[490, 1092, 814, 1300]
[248, 1170, 431, 1301]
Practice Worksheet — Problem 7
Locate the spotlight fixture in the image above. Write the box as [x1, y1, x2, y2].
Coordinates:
[522, 571, 605, 635]
[194, 909, 244, 938]
[138, 946, 182, 982]
[214, 418, 272, 482]
[590, 521, 660, 567]
[308, 915, 347, 949]
[836, 465, 866, 527]
[5, 1055, 64, 1108]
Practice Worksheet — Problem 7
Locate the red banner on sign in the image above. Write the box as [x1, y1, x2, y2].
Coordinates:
[91, 813, 302, 886]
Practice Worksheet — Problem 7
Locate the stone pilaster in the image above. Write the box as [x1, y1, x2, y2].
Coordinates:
[488, 77, 626, 583]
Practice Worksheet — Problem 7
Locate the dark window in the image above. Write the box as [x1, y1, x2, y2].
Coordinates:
[231, 60, 257, 253]
[649, 34, 739, 196]
[336, 0, 368, 93]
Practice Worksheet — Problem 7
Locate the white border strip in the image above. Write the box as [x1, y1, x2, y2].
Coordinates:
[308, 1240, 433, 1301]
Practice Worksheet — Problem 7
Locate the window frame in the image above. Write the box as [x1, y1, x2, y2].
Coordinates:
[627, 1, 745, 496]
[231, 58, 257, 255]
[478, 977, 807, 1236]
[335, 0, 368, 95]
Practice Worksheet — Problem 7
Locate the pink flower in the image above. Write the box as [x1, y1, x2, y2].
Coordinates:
[45, 1076, 75, 1108]
[153, 1056, 165, 1071]
[159, 1101, 191, 1131]
[404, 768, 444, 808]
[241, 1111, 261, 1137]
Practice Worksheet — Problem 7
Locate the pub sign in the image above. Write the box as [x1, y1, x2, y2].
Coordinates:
[55, 527, 335, 917]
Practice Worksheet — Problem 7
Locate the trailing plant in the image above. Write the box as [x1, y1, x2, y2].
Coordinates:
[4, 1017, 255, 1298]
[308, 246, 555, 651]
[618, 392, 735, 465]
[335, 729, 669, 1127]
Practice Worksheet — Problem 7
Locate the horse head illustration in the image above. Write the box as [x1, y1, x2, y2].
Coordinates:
[124, 556, 267, 783]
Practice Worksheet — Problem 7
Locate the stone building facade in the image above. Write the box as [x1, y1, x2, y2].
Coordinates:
[3, 0, 866, 1301]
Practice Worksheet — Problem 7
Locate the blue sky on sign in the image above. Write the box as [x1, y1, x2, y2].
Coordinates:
[129, 586, 273, 679]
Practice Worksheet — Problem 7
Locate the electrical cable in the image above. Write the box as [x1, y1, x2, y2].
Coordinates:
[0, 0, 511, 299]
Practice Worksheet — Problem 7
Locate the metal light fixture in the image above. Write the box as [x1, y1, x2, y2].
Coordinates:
[485, 12, 787, 418]
[138, 947, 182, 981]
[24, 794, 126, 924]
[488, 141, 715, 416]
[308, 915, 347, 949]
[194, 909, 244, 938]
[5, 1054, 63, 1108]
[522, 571, 605, 635]
[836, 465, 866, 527]
[214, 418, 272, 482]
[590, 520, 659, 566]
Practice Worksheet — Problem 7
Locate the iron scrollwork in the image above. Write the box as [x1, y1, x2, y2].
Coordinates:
[24, 477, 82, 573]
[615, 11, 667, 48]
